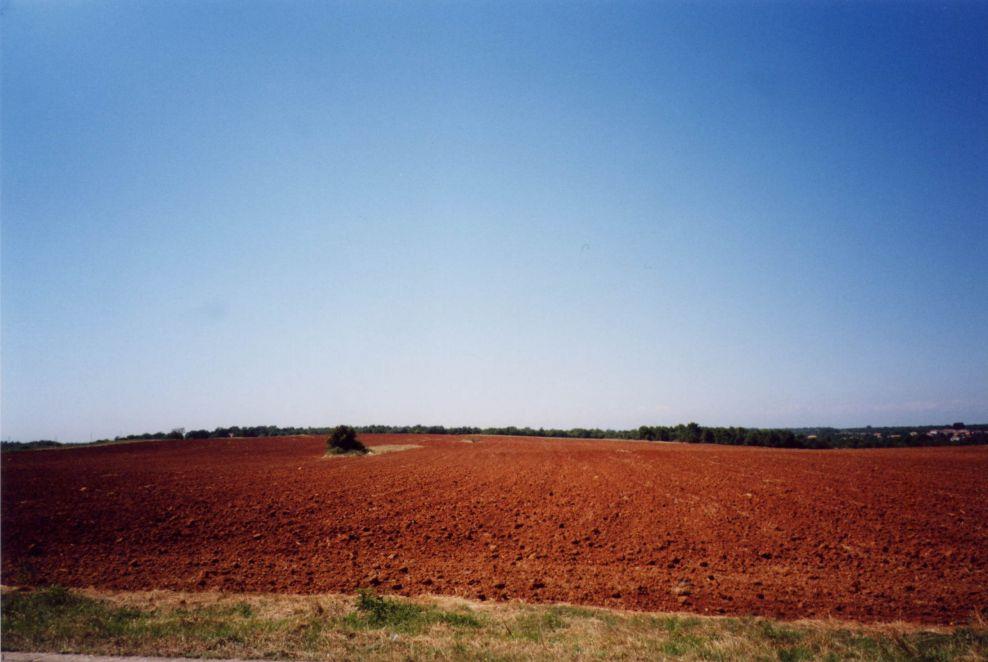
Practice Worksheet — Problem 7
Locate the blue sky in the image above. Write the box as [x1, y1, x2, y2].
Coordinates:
[3, 1, 986, 441]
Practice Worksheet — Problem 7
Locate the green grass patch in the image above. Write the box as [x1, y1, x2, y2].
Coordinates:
[548, 604, 619, 626]
[755, 619, 806, 645]
[0, 585, 145, 642]
[509, 608, 568, 642]
[1, 586, 985, 661]
[343, 590, 482, 634]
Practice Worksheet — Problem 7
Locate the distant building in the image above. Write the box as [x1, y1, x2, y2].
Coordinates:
[927, 428, 972, 442]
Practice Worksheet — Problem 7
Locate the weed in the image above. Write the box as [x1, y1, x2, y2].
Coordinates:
[344, 590, 481, 634]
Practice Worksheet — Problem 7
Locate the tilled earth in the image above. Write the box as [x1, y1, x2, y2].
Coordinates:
[2, 435, 985, 623]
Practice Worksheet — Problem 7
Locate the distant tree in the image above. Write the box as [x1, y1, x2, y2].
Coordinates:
[780, 430, 799, 448]
[327, 425, 367, 454]
[680, 422, 702, 443]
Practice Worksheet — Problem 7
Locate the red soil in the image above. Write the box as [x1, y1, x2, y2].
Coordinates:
[2, 435, 985, 623]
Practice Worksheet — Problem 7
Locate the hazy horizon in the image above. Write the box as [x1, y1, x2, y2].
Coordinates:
[3, 1, 986, 443]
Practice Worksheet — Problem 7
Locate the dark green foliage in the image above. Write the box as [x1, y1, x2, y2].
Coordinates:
[327, 425, 367, 454]
[346, 590, 481, 633]
[103, 421, 988, 450]
[0, 440, 63, 452]
[352, 590, 422, 627]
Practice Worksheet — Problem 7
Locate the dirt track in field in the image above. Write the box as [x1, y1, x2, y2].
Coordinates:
[2, 435, 985, 623]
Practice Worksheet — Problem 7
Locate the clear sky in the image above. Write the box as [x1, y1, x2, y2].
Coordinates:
[2, 1, 986, 442]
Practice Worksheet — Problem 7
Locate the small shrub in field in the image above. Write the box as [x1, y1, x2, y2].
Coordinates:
[327, 425, 367, 455]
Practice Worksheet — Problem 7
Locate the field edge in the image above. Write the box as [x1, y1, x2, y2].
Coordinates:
[2, 586, 985, 661]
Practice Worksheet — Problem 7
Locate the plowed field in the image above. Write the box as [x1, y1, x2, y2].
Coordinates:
[2, 435, 985, 624]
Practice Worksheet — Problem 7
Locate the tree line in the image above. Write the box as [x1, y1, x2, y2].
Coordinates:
[97, 422, 988, 450]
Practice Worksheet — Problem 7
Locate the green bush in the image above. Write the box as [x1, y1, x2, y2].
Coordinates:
[327, 425, 367, 454]
[346, 590, 481, 633]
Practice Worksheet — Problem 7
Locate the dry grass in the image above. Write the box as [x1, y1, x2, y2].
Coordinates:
[1, 586, 984, 661]
[367, 444, 423, 455]
[323, 444, 422, 459]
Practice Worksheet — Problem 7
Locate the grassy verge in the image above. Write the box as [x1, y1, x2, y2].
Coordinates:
[1, 586, 984, 661]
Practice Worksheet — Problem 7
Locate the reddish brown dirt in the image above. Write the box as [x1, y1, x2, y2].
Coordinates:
[2, 435, 986, 623]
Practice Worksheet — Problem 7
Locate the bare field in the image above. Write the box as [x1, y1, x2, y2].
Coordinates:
[2, 435, 985, 624]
